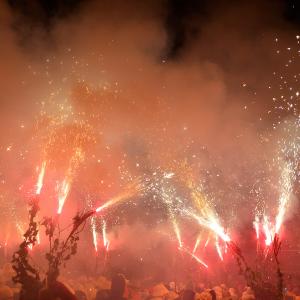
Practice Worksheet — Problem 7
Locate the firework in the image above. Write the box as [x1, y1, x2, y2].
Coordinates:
[263, 216, 273, 247]
[91, 216, 98, 252]
[36, 161, 47, 195]
[204, 236, 210, 248]
[183, 174, 230, 246]
[186, 210, 230, 242]
[95, 182, 139, 213]
[172, 218, 183, 248]
[57, 147, 85, 214]
[57, 178, 71, 214]
[179, 247, 208, 269]
[215, 237, 224, 261]
[253, 216, 260, 240]
[275, 161, 294, 234]
[192, 235, 201, 254]
[102, 219, 109, 250]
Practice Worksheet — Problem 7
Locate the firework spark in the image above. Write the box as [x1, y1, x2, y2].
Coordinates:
[179, 247, 208, 269]
[91, 216, 98, 252]
[57, 147, 85, 214]
[193, 235, 201, 254]
[95, 181, 139, 213]
[275, 161, 294, 234]
[263, 216, 273, 247]
[186, 210, 230, 242]
[102, 219, 109, 249]
[36, 161, 47, 195]
[57, 178, 71, 214]
[253, 216, 260, 240]
[172, 218, 183, 248]
[204, 236, 210, 248]
[215, 237, 224, 261]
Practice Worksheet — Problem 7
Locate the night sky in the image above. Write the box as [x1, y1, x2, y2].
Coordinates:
[6, 0, 300, 58]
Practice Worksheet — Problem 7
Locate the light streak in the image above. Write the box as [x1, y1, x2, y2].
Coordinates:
[253, 216, 260, 239]
[186, 210, 230, 242]
[102, 219, 108, 249]
[215, 237, 224, 261]
[57, 148, 84, 214]
[275, 161, 293, 234]
[179, 247, 208, 269]
[36, 161, 46, 195]
[91, 216, 98, 252]
[193, 235, 201, 254]
[57, 178, 71, 214]
[204, 236, 210, 248]
[172, 218, 182, 248]
[263, 216, 273, 247]
[95, 182, 139, 213]
[37, 231, 41, 245]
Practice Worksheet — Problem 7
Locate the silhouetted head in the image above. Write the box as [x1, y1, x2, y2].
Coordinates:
[110, 273, 126, 300]
[209, 289, 217, 300]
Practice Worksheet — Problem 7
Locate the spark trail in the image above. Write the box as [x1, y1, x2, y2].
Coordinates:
[36, 161, 47, 195]
[91, 216, 98, 252]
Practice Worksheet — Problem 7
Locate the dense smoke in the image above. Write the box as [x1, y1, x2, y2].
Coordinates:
[0, 0, 299, 278]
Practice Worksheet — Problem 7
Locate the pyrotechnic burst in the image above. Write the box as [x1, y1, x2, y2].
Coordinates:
[57, 147, 85, 214]
[185, 210, 230, 243]
[275, 160, 295, 235]
[95, 180, 140, 214]
[180, 165, 231, 259]
[252, 36, 300, 245]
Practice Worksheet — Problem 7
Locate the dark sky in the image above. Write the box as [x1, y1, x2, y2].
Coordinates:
[6, 0, 300, 59]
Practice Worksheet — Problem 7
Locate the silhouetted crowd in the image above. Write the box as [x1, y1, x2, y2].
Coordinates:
[0, 263, 300, 300]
